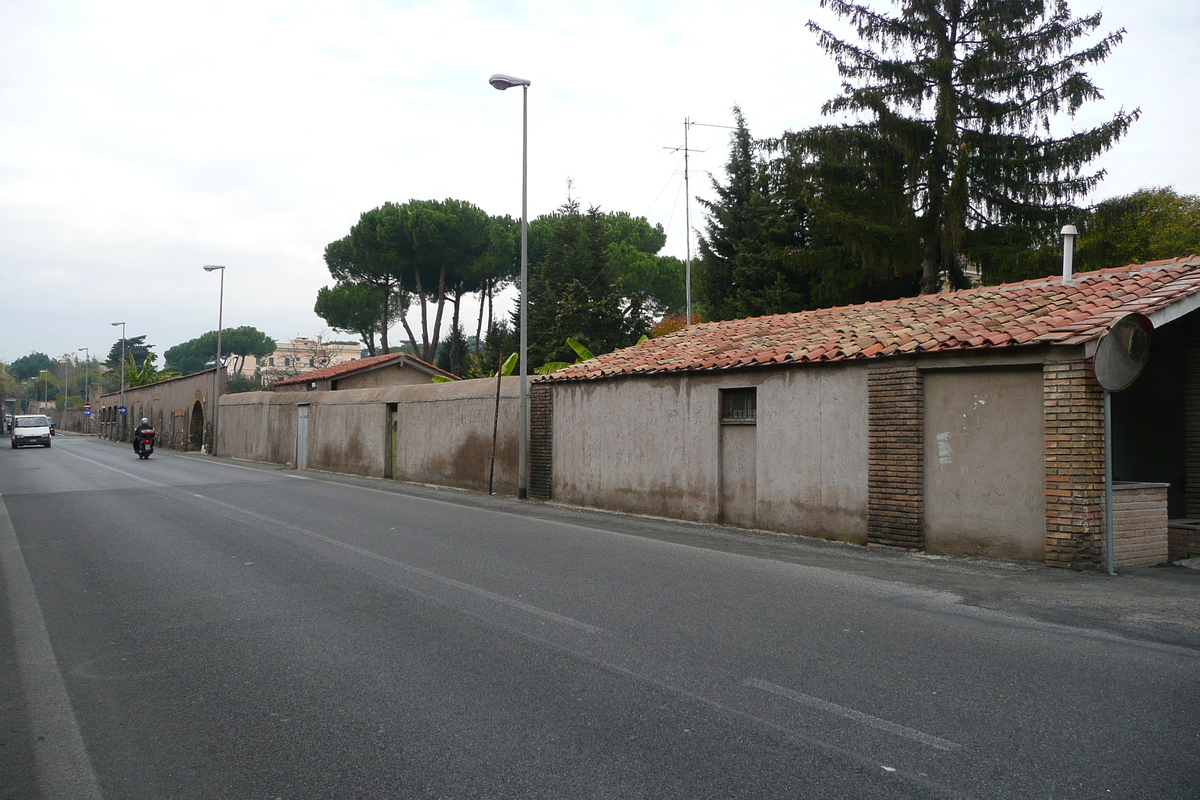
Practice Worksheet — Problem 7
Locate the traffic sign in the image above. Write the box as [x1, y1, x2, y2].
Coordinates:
[83, 402, 91, 411]
[118, 405, 127, 415]
[83, 409, 91, 417]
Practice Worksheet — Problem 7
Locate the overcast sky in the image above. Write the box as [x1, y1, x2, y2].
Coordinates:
[2, 0, 1197, 366]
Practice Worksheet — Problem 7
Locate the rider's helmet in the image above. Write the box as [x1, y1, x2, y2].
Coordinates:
[141, 418, 149, 425]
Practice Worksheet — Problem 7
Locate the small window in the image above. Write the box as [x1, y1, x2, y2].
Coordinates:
[721, 388, 757, 424]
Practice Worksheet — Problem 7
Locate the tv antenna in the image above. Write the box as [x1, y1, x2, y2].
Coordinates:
[664, 118, 736, 327]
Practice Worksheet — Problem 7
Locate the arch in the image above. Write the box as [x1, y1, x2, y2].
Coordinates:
[189, 400, 205, 450]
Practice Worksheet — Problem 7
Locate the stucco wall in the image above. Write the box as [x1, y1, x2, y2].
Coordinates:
[923, 367, 1046, 559]
[217, 378, 520, 493]
[549, 365, 869, 541]
[338, 366, 433, 390]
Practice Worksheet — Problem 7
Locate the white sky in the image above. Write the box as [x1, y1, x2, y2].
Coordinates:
[2, 0, 1197, 365]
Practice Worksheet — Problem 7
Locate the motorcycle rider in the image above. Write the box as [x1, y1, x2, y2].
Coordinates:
[133, 417, 154, 454]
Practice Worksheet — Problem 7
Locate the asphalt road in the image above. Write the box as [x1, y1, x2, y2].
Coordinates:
[1, 433, 1197, 799]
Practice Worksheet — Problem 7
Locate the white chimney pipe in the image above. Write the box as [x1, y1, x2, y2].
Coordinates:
[1061, 224, 1079, 282]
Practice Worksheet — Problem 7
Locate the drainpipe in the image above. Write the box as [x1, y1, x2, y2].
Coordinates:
[1061, 225, 1078, 282]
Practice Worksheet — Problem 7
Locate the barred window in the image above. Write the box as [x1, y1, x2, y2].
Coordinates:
[721, 388, 757, 423]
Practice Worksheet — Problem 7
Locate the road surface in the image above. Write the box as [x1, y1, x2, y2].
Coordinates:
[1, 434, 1197, 798]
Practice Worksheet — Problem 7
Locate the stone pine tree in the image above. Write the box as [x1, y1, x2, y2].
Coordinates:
[696, 107, 812, 321]
[798, 0, 1139, 293]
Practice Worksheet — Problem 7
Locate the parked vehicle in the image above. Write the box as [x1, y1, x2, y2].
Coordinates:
[11, 415, 52, 448]
[134, 428, 156, 459]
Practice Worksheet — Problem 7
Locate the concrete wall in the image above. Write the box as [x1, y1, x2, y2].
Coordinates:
[549, 364, 870, 542]
[338, 365, 434, 390]
[923, 368, 1046, 560]
[218, 377, 520, 494]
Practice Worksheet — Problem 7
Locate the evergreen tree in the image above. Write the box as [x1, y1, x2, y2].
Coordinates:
[801, 0, 1138, 293]
[525, 201, 654, 367]
[696, 108, 813, 320]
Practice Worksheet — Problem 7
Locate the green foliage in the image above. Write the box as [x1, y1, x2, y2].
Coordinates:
[124, 354, 179, 388]
[795, 0, 1138, 294]
[0, 363, 16, 402]
[10, 352, 54, 381]
[698, 107, 817, 320]
[226, 374, 267, 394]
[165, 326, 275, 376]
[106, 335, 155, 368]
[314, 282, 404, 357]
[525, 200, 674, 366]
[1077, 188, 1200, 270]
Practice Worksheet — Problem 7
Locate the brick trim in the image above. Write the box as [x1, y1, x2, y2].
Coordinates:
[1043, 361, 1105, 569]
[868, 363, 924, 549]
[529, 385, 553, 500]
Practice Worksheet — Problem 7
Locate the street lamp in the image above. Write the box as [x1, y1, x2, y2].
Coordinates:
[78, 347, 89, 433]
[203, 265, 226, 456]
[111, 322, 126, 437]
[38, 370, 49, 410]
[489, 72, 531, 499]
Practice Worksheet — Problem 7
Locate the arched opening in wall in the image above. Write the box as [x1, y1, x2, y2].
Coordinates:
[189, 401, 205, 450]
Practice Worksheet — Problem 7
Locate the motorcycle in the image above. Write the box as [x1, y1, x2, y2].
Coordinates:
[134, 428, 156, 459]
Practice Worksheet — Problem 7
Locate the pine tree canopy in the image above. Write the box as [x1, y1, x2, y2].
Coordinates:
[796, 0, 1139, 292]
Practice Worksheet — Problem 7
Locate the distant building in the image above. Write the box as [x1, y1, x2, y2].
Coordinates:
[273, 352, 457, 392]
[234, 338, 362, 385]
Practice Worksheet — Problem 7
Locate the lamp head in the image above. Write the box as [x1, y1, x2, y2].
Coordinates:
[203, 265, 225, 272]
[111, 322, 124, 327]
[489, 73, 530, 91]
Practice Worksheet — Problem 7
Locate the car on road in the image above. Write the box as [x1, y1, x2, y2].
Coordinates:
[12, 414, 52, 448]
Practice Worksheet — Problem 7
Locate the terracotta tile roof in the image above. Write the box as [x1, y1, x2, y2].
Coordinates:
[273, 352, 457, 385]
[538, 257, 1200, 383]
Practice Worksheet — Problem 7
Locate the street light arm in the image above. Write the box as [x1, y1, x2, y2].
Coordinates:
[489, 73, 531, 90]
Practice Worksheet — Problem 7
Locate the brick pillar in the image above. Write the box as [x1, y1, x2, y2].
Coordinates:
[529, 384, 553, 500]
[1185, 324, 1200, 518]
[868, 363, 924, 549]
[1043, 361, 1105, 569]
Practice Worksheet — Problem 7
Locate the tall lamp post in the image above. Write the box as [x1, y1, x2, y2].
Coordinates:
[111, 322, 126, 437]
[78, 347, 89, 433]
[489, 72, 531, 499]
[38, 370, 49, 410]
[203, 265, 226, 456]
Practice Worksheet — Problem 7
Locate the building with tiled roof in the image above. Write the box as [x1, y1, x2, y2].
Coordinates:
[529, 258, 1200, 570]
[538, 257, 1200, 382]
[274, 351, 457, 392]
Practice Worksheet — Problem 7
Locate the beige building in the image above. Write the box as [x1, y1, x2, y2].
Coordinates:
[234, 337, 362, 384]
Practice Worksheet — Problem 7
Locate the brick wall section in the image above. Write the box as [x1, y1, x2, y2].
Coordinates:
[1168, 522, 1200, 560]
[1186, 324, 1200, 518]
[529, 385, 553, 500]
[1111, 484, 1169, 567]
[867, 363, 924, 549]
[1043, 361, 1106, 569]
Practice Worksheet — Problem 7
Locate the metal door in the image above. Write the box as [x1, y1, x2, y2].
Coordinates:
[296, 404, 309, 471]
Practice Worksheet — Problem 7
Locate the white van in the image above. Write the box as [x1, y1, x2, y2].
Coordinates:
[12, 415, 52, 448]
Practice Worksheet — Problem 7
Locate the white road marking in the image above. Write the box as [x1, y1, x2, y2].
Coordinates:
[744, 678, 962, 751]
[58, 446, 599, 635]
[0, 497, 103, 799]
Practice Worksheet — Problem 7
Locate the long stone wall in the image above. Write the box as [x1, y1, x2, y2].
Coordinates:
[217, 378, 522, 494]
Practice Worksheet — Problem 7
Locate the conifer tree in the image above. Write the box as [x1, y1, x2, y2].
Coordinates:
[799, 0, 1138, 293]
[696, 108, 811, 320]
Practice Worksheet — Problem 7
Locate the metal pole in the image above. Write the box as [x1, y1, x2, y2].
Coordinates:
[79, 348, 89, 433]
[112, 322, 126, 437]
[684, 117, 691, 327]
[518, 83, 529, 499]
[1104, 390, 1116, 575]
[214, 269, 224, 456]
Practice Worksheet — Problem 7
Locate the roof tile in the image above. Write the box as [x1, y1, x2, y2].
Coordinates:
[536, 258, 1200, 383]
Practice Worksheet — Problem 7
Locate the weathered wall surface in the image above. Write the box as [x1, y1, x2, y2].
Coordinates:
[218, 378, 520, 493]
[549, 365, 869, 541]
[96, 368, 224, 449]
[923, 367, 1046, 560]
[338, 366, 431, 390]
